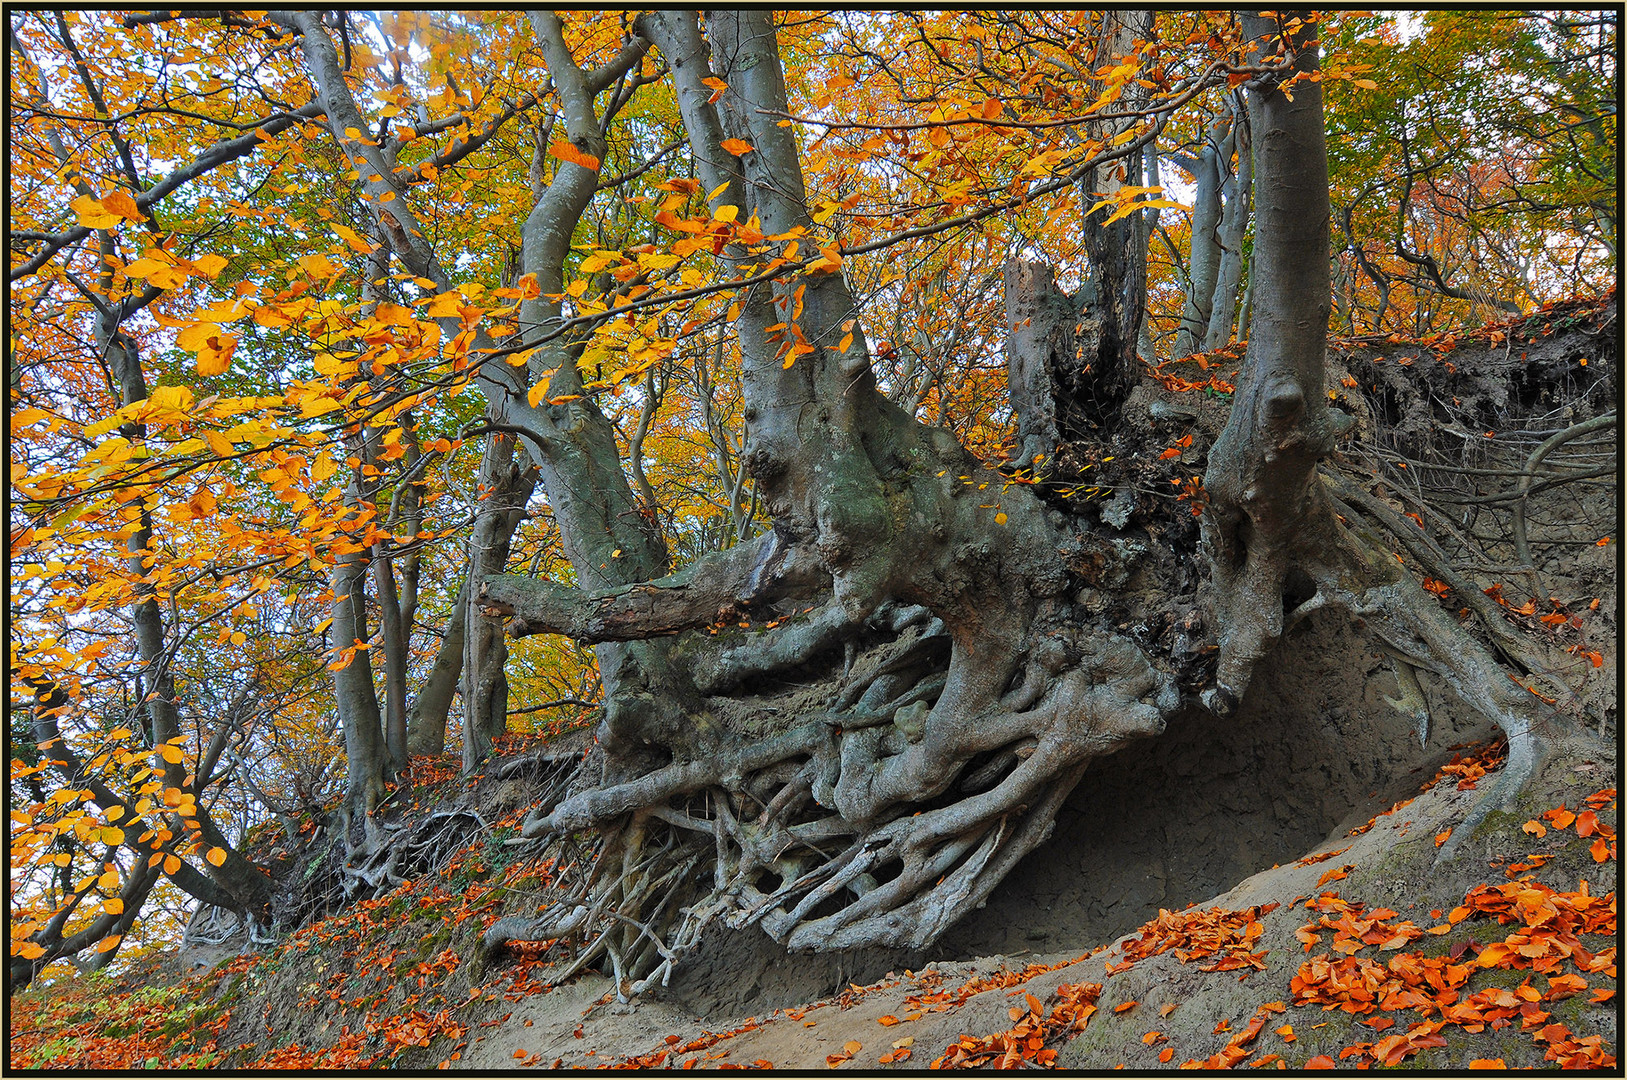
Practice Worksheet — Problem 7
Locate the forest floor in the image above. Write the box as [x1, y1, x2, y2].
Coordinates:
[10, 734, 1616, 1070]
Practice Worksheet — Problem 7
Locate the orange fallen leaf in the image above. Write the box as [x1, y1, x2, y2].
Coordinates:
[1522, 819, 1547, 838]
[1158, 1047, 1173, 1063]
[1316, 864, 1351, 887]
[1114, 1000, 1138, 1014]
[1468, 1059, 1507, 1069]
[878, 1015, 900, 1026]
[843, 1040, 862, 1054]
[1160, 1003, 1177, 1018]
[1305, 1054, 1336, 1068]
[1142, 1031, 1165, 1045]
[1589, 988, 1614, 1004]
[1545, 808, 1577, 829]
[1434, 828, 1452, 848]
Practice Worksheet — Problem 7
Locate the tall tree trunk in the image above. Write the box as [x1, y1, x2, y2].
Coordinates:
[461, 432, 537, 771]
[407, 579, 466, 757]
[1201, 11, 1348, 715]
[1205, 94, 1254, 350]
[1175, 115, 1229, 357]
[332, 528, 390, 823]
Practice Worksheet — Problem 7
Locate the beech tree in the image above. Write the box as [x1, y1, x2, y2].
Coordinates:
[10, 9, 1612, 992]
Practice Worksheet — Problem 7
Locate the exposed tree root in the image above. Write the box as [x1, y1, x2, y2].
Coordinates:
[467, 300, 1611, 994]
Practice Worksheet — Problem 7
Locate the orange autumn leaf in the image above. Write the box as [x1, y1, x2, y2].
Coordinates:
[549, 141, 601, 172]
[1589, 838, 1611, 862]
[720, 138, 754, 156]
[1158, 1047, 1173, 1063]
[101, 189, 144, 221]
[877, 1015, 900, 1026]
[1316, 864, 1351, 886]
[1114, 1000, 1137, 1013]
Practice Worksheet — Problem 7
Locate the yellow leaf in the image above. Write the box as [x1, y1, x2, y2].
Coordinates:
[333, 223, 375, 254]
[425, 292, 463, 318]
[528, 381, 549, 408]
[103, 898, 125, 915]
[713, 204, 740, 223]
[204, 431, 235, 457]
[101, 827, 125, 846]
[157, 744, 184, 764]
[101, 189, 144, 221]
[191, 253, 229, 278]
[995, 512, 1008, 525]
[196, 335, 237, 377]
[14, 942, 45, 959]
[206, 846, 227, 866]
[71, 194, 120, 228]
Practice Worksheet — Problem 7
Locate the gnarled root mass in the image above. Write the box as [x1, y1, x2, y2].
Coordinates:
[458, 300, 1615, 995]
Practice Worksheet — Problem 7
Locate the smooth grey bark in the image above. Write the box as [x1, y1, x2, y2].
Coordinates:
[1201, 11, 1348, 715]
[1174, 117, 1228, 358]
[1205, 94, 1254, 350]
[461, 431, 537, 771]
[1175, 92, 1254, 356]
[331, 533, 390, 821]
[406, 579, 466, 758]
